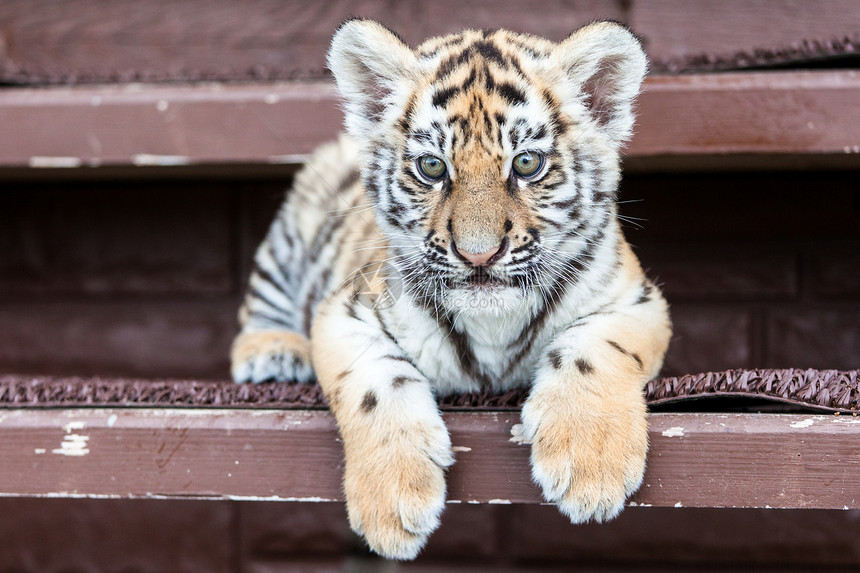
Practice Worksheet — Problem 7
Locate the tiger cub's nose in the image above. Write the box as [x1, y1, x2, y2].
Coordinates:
[452, 237, 509, 267]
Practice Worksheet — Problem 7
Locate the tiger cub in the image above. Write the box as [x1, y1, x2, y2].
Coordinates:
[232, 19, 671, 560]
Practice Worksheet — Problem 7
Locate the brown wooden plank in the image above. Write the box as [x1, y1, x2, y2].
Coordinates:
[630, 0, 859, 61]
[0, 300, 236, 379]
[0, 82, 343, 168]
[0, 0, 620, 84]
[1, 71, 858, 172]
[2, 0, 856, 84]
[634, 71, 860, 156]
[0, 182, 235, 296]
[0, 408, 344, 501]
[1, 409, 857, 509]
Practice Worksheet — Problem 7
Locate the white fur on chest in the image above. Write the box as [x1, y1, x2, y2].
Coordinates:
[388, 286, 548, 394]
[384, 235, 627, 393]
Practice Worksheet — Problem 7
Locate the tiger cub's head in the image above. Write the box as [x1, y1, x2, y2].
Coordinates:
[328, 19, 646, 316]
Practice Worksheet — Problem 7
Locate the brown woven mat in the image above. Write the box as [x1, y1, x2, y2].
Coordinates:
[650, 35, 858, 74]
[1, 36, 856, 86]
[0, 369, 857, 413]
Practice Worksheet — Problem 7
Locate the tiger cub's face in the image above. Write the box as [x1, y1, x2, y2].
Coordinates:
[329, 21, 646, 315]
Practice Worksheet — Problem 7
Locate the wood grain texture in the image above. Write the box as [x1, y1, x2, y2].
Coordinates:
[1, 0, 855, 83]
[0, 82, 343, 167]
[0, 182, 234, 296]
[1, 72, 858, 171]
[0, 0, 620, 82]
[630, 0, 859, 60]
[635, 71, 860, 156]
[1, 409, 857, 509]
[0, 301, 235, 379]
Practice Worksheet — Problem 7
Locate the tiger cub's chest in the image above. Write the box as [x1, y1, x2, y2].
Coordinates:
[387, 294, 550, 394]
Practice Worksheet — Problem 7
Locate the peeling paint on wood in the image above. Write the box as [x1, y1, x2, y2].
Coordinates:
[52, 423, 90, 457]
[662, 426, 685, 437]
[28, 156, 83, 168]
[51, 434, 89, 456]
[131, 154, 191, 166]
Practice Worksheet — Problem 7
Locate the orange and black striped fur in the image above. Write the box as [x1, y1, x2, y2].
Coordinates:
[232, 20, 671, 560]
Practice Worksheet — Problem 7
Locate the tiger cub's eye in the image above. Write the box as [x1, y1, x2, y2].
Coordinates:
[417, 155, 447, 180]
[512, 151, 543, 178]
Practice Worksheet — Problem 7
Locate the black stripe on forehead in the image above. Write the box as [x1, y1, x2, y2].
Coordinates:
[426, 36, 537, 114]
[434, 36, 516, 81]
[508, 118, 527, 148]
[432, 85, 459, 108]
[411, 129, 434, 144]
[541, 88, 568, 137]
[449, 114, 471, 140]
[408, 122, 448, 150]
[508, 117, 554, 150]
[432, 121, 448, 149]
[503, 34, 551, 59]
[399, 90, 418, 132]
[416, 34, 466, 59]
[472, 40, 507, 66]
[431, 68, 527, 112]
[431, 66, 477, 108]
[495, 82, 526, 106]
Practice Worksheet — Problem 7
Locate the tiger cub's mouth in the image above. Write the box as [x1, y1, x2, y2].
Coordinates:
[461, 268, 510, 289]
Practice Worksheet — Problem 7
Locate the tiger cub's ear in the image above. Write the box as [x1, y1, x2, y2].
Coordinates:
[556, 22, 647, 146]
[328, 19, 418, 140]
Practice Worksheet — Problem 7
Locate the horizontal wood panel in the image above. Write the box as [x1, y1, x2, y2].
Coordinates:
[1, 71, 858, 172]
[0, 0, 855, 84]
[0, 301, 236, 379]
[0, 0, 617, 83]
[629, 0, 860, 61]
[1, 409, 857, 509]
[0, 182, 235, 296]
[0, 82, 342, 167]
[638, 71, 860, 155]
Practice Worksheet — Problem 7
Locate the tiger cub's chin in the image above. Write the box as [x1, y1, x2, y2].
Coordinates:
[442, 283, 525, 317]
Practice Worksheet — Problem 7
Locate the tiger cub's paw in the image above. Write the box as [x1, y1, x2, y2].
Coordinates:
[344, 420, 454, 560]
[230, 330, 314, 383]
[521, 396, 647, 524]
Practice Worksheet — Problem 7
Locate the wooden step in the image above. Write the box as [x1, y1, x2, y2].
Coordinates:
[1, 71, 858, 176]
[1, 407, 857, 509]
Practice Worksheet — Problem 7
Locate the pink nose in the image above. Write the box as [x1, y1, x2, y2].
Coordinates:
[460, 247, 499, 267]
[453, 238, 509, 267]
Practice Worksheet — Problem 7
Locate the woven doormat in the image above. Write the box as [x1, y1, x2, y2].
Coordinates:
[0, 369, 857, 413]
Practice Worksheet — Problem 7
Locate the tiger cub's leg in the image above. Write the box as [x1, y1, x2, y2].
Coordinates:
[521, 248, 672, 522]
[312, 291, 454, 560]
[231, 330, 313, 384]
[232, 136, 366, 384]
[231, 203, 317, 384]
